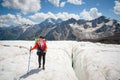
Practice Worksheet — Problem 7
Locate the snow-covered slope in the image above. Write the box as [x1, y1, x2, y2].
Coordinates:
[0, 41, 120, 80]
[73, 42, 120, 80]
[0, 41, 77, 80]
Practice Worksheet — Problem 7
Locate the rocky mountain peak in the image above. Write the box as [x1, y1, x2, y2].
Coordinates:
[0, 16, 120, 44]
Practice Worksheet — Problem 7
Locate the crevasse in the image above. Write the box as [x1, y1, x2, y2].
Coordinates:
[71, 42, 120, 80]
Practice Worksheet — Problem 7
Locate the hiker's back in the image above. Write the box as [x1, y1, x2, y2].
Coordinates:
[37, 39, 47, 52]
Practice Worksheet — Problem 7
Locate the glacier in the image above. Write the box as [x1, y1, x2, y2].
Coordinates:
[0, 41, 120, 80]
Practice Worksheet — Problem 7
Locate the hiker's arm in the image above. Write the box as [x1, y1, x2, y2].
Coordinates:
[31, 43, 38, 50]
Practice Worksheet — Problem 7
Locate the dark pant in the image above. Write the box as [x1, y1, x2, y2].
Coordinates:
[37, 51, 46, 68]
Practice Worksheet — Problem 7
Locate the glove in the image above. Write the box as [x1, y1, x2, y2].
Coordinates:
[30, 49, 31, 52]
[30, 46, 32, 52]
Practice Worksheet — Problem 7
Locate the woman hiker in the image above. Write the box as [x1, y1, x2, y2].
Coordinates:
[30, 36, 47, 70]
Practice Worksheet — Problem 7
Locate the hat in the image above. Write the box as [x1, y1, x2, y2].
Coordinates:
[39, 36, 44, 39]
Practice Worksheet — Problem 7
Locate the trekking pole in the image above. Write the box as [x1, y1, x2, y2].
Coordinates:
[27, 46, 32, 74]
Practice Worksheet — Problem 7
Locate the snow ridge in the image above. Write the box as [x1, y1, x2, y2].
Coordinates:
[73, 42, 120, 80]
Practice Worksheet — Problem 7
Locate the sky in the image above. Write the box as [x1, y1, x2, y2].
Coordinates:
[0, 0, 120, 27]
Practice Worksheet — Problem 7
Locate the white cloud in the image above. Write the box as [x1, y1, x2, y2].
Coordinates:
[0, 14, 16, 23]
[14, 15, 36, 25]
[80, 9, 92, 20]
[80, 8, 102, 20]
[60, 2, 66, 7]
[114, 1, 120, 14]
[29, 12, 56, 21]
[48, 0, 60, 7]
[48, 0, 84, 7]
[0, 23, 10, 27]
[0, 14, 35, 27]
[48, 0, 66, 7]
[67, 0, 83, 5]
[56, 12, 80, 20]
[2, 0, 41, 14]
[29, 12, 80, 22]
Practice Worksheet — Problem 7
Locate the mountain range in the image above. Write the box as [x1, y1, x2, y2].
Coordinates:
[0, 16, 120, 44]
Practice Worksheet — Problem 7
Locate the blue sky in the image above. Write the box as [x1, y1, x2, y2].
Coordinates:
[0, 0, 120, 27]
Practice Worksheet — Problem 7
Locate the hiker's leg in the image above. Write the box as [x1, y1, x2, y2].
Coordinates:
[38, 54, 41, 68]
[43, 53, 46, 69]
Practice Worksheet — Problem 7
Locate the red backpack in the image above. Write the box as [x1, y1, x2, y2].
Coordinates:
[38, 40, 46, 51]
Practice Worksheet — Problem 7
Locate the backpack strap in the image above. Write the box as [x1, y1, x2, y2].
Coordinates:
[37, 41, 44, 51]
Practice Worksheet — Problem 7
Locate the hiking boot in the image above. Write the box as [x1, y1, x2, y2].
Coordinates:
[42, 66, 45, 70]
[38, 65, 41, 68]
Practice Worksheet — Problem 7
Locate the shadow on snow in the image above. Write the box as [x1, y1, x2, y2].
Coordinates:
[19, 68, 41, 80]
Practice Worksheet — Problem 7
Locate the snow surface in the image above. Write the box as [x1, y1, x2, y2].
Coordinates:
[73, 42, 120, 80]
[86, 22, 92, 27]
[21, 25, 32, 32]
[105, 21, 113, 26]
[0, 41, 120, 80]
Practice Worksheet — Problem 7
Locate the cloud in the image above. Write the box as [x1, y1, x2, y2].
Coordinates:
[14, 15, 36, 25]
[114, 1, 120, 14]
[29, 12, 56, 21]
[67, 0, 83, 5]
[2, 0, 41, 14]
[48, 0, 84, 7]
[29, 12, 80, 22]
[48, 0, 60, 7]
[0, 14, 35, 27]
[0, 14, 16, 23]
[48, 0, 66, 7]
[0, 23, 9, 27]
[56, 12, 80, 20]
[60, 2, 66, 7]
[80, 8, 102, 20]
